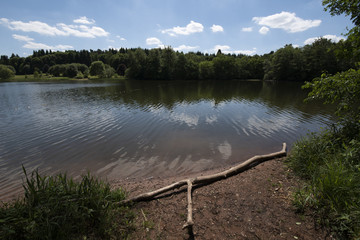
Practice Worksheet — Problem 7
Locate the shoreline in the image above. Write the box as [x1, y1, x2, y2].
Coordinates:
[117, 157, 329, 239]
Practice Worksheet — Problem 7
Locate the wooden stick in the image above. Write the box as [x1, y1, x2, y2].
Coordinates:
[194, 142, 287, 184]
[122, 143, 286, 204]
[120, 143, 287, 230]
[122, 179, 188, 204]
[183, 179, 194, 229]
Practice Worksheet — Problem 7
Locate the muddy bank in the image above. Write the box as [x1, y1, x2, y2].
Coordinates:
[111, 158, 330, 240]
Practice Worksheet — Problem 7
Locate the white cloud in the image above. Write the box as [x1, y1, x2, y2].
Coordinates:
[73, 16, 95, 25]
[259, 26, 270, 35]
[304, 34, 345, 45]
[214, 45, 231, 52]
[12, 34, 34, 42]
[116, 35, 126, 41]
[57, 23, 109, 38]
[218, 141, 232, 160]
[146, 37, 166, 49]
[213, 45, 256, 55]
[211, 24, 224, 33]
[242, 27, 253, 32]
[2, 18, 66, 36]
[0, 17, 109, 38]
[162, 20, 204, 36]
[170, 112, 199, 127]
[0, 18, 9, 25]
[23, 41, 73, 50]
[12, 31, 74, 51]
[253, 11, 321, 33]
[174, 45, 199, 52]
[234, 48, 257, 55]
[146, 37, 162, 45]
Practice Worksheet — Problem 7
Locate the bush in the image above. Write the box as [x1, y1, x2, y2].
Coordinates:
[288, 127, 360, 239]
[89, 61, 105, 77]
[65, 64, 78, 78]
[303, 69, 360, 128]
[102, 64, 116, 78]
[0, 65, 15, 80]
[289, 67, 360, 239]
[0, 168, 134, 239]
[75, 72, 84, 79]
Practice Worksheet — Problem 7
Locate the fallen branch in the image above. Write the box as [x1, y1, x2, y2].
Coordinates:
[121, 143, 287, 230]
[183, 179, 194, 229]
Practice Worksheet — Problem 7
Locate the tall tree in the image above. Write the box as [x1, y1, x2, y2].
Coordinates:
[264, 45, 306, 81]
[0, 64, 15, 80]
[160, 47, 176, 80]
[323, 0, 360, 25]
[89, 61, 105, 77]
[323, 0, 360, 62]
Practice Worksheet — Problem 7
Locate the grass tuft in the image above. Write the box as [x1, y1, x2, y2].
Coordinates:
[0, 168, 134, 239]
[287, 128, 360, 239]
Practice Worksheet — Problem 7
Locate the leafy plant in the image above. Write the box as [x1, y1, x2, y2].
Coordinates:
[0, 168, 134, 239]
[288, 128, 360, 239]
[303, 68, 360, 130]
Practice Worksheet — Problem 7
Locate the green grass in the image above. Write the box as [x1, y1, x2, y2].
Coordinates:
[1, 74, 126, 82]
[287, 128, 360, 239]
[0, 168, 134, 239]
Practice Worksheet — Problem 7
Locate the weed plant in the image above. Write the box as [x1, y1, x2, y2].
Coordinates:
[288, 126, 360, 239]
[0, 168, 134, 239]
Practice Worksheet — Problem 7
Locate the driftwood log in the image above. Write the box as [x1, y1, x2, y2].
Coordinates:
[121, 143, 287, 230]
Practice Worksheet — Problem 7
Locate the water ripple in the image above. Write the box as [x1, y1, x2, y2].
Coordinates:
[0, 81, 334, 201]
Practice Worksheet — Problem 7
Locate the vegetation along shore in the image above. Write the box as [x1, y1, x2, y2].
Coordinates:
[1, 0, 360, 239]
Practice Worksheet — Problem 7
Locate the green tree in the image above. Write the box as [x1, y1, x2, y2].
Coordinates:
[184, 58, 199, 80]
[303, 69, 360, 130]
[0, 64, 15, 80]
[102, 64, 116, 78]
[125, 48, 147, 79]
[89, 61, 105, 77]
[65, 64, 78, 78]
[263, 45, 305, 81]
[212, 55, 236, 80]
[144, 48, 161, 79]
[199, 61, 214, 80]
[173, 53, 187, 80]
[303, 38, 339, 78]
[160, 47, 176, 80]
[323, 0, 360, 26]
[323, 0, 360, 63]
[116, 64, 127, 76]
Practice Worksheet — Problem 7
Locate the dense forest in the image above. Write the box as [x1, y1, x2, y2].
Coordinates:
[0, 35, 359, 82]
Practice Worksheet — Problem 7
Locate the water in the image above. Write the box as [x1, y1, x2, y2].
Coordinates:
[0, 80, 335, 200]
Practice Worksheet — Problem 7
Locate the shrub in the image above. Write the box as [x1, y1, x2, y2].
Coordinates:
[288, 128, 360, 239]
[0, 65, 15, 80]
[65, 64, 78, 78]
[0, 168, 134, 239]
[89, 61, 105, 77]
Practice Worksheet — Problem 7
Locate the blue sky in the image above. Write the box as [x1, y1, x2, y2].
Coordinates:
[0, 0, 354, 57]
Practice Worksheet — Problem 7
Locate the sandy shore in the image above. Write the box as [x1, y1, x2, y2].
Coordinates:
[111, 157, 331, 240]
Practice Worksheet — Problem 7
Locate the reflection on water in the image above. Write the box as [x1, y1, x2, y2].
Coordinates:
[0, 80, 335, 200]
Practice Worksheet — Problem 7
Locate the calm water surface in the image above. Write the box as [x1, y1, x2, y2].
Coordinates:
[0, 80, 335, 200]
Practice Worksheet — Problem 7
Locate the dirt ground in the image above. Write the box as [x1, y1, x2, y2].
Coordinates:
[112, 158, 333, 240]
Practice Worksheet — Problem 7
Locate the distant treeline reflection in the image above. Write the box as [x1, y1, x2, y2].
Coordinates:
[49, 80, 335, 119]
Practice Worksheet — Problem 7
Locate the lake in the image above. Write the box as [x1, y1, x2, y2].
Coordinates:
[0, 80, 334, 200]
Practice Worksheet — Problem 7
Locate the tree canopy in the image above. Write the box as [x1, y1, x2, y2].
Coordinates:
[0, 64, 15, 80]
[0, 29, 358, 82]
[323, 0, 360, 26]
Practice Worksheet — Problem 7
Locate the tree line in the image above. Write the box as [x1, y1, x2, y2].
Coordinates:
[0, 35, 359, 81]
